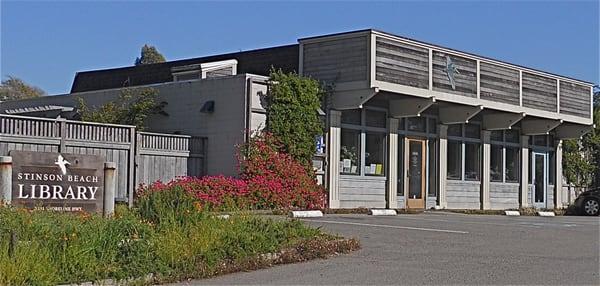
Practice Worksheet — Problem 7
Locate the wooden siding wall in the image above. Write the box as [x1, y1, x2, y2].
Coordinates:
[339, 176, 386, 208]
[375, 37, 429, 89]
[560, 82, 591, 117]
[302, 36, 369, 83]
[522, 72, 557, 112]
[490, 183, 519, 210]
[446, 181, 481, 209]
[480, 63, 520, 105]
[0, 115, 206, 203]
[432, 52, 477, 98]
[367, 34, 592, 119]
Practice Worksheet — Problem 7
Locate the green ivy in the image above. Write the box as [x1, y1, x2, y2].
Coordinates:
[266, 70, 324, 167]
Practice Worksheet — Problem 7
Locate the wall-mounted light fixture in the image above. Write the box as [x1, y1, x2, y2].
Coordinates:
[200, 100, 215, 113]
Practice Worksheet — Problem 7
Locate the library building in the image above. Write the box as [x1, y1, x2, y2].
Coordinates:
[1, 29, 594, 210]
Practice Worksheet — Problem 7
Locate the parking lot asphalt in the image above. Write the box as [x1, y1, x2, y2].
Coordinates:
[175, 212, 599, 285]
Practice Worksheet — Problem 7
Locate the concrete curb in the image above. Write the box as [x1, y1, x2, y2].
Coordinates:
[504, 211, 521, 216]
[289, 210, 323, 218]
[369, 209, 397, 216]
[537, 211, 556, 217]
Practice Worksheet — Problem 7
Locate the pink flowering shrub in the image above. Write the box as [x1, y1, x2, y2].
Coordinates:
[136, 133, 326, 211]
[240, 133, 326, 210]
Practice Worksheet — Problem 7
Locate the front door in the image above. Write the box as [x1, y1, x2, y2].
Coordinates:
[406, 139, 426, 209]
[531, 152, 547, 208]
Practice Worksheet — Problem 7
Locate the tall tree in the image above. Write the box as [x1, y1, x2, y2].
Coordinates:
[134, 44, 166, 65]
[0, 76, 45, 101]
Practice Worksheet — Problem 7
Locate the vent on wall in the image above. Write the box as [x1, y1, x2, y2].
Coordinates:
[172, 59, 238, 82]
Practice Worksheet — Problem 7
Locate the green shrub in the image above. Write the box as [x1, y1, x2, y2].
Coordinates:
[0, 189, 336, 285]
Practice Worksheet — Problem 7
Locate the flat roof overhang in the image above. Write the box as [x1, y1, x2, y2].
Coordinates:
[329, 87, 593, 139]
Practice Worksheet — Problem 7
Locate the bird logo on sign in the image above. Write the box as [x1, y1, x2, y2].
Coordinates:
[55, 154, 71, 175]
[445, 55, 460, 90]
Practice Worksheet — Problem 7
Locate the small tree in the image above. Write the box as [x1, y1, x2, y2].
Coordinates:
[0, 76, 45, 101]
[265, 70, 324, 167]
[563, 87, 600, 188]
[134, 44, 166, 66]
[77, 87, 167, 130]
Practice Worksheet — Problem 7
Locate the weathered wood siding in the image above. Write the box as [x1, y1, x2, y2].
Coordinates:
[375, 37, 429, 89]
[135, 132, 206, 187]
[0, 115, 205, 203]
[446, 181, 480, 209]
[432, 52, 477, 98]
[522, 72, 557, 112]
[490, 183, 519, 210]
[339, 176, 386, 208]
[302, 36, 369, 83]
[480, 63, 520, 105]
[560, 82, 590, 117]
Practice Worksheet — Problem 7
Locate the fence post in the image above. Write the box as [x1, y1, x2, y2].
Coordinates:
[104, 162, 117, 217]
[58, 118, 67, 152]
[0, 156, 12, 205]
[128, 127, 137, 207]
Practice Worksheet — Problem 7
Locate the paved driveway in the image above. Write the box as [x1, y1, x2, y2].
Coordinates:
[176, 213, 599, 285]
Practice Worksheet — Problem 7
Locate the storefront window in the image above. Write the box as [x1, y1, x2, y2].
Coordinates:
[505, 147, 520, 182]
[533, 135, 547, 146]
[491, 130, 503, 142]
[448, 124, 462, 137]
[505, 129, 520, 143]
[447, 140, 462, 180]
[397, 137, 404, 195]
[365, 133, 386, 176]
[549, 151, 555, 184]
[465, 123, 480, 139]
[340, 129, 360, 175]
[398, 118, 405, 130]
[407, 117, 426, 132]
[341, 109, 361, 125]
[428, 118, 437, 134]
[366, 110, 387, 128]
[428, 140, 437, 197]
[490, 145, 503, 182]
[464, 142, 480, 180]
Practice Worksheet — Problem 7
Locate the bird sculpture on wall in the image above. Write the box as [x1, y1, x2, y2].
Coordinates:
[55, 154, 71, 175]
[445, 55, 460, 90]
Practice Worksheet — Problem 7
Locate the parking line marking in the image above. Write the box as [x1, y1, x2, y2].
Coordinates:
[304, 219, 469, 234]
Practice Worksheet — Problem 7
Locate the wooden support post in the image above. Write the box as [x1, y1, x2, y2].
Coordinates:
[520, 135, 530, 208]
[0, 156, 12, 205]
[387, 118, 399, 209]
[104, 162, 117, 217]
[328, 110, 342, 209]
[438, 125, 448, 209]
[481, 130, 491, 210]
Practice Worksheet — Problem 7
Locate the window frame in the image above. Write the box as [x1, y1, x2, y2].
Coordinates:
[339, 107, 388, 177]
[446, 122, 482, 181]
[490, 130, 521, 183]
[528, 134, 556, 185]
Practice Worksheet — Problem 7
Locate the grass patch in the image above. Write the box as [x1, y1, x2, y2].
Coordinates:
[0, 189, 358, 285]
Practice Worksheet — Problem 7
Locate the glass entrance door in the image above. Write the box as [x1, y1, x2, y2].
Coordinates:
[531, 152, 547, 208]
[406, 139, 426, 209]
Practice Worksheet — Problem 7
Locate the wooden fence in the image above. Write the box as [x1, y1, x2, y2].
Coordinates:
[135, 132, 206, 187]
[0, 114, 206, 205]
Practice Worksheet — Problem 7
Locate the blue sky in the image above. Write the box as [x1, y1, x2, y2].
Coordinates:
[1, 1, 598, 95]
